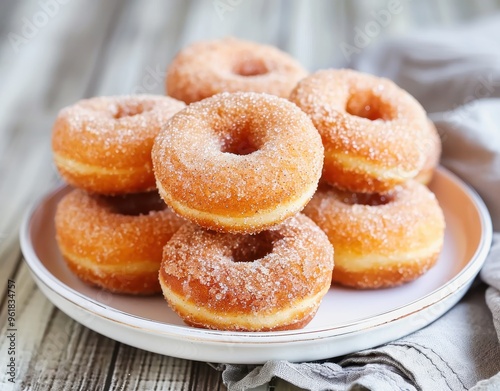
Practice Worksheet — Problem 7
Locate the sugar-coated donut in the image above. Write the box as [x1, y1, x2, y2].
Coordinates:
[52, 95, 185, 195]
[166, 37, 308, 104]
[303, 181, 445, 289]
[152, 92, 324, 234]
[158, 214, 334, 331]
[415, 120, 441, 186]
[55, 189, 185, 295]
[290, 69, 430, 194]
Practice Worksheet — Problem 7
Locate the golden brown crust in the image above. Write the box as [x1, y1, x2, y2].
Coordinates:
[331, 254, 439, 289]
[166, 37, 308, 104]
[52, 95, 185, 195]
[158, 214, 334, 331]
[415, 120, 441, 186]
[65, 261, 161, 294]
[303, 181, 445, 289]
[152, 92, 324, 233]
[290, 69, 430, 193]
[55, 189, 185, 295]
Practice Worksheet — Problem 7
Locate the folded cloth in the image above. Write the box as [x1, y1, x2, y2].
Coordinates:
[222, 281, 500, 391]
[221, 15, 500, 391]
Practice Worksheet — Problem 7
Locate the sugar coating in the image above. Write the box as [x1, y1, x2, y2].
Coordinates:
[303, 180, 446, 288]
[160, 214, 334, 316]
[55, 189, 185, 265]
[53, 95, 185, 166]
[304, 180, 444, 252]
[289, 69, 433, 193]
[166, 37, 308, 103]
[415, 120, 442, 185]
[52, 95, 186, 194]
[152, 92, 324, 222]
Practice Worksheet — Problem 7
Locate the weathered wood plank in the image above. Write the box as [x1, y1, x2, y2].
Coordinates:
[92, 0, 189, 96]
[0, 263, 55, 387]
[0, 134, 56, 334]
[110, 355, 229, 391]
[187, 362, 227, 391]
[20, 309, 116, 391]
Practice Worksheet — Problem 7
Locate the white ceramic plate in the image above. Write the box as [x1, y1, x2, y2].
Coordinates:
[20, 167, 492, 364]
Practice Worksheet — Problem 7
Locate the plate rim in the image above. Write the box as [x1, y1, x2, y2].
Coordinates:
[20, 167, 493, 345]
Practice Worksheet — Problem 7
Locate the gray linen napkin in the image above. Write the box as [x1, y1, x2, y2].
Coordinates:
[221, 15, 500, 391]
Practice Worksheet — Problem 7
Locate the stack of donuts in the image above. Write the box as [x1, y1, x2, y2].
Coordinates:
[51, 37, 445, 332]
[52, 95, 187, 295]
[152, 91, 334, 331]
[290, 69, 446, 289]
[155, 39, 336, 331]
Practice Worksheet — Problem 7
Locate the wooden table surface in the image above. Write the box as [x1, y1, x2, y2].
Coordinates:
[1, 1, 500, 390]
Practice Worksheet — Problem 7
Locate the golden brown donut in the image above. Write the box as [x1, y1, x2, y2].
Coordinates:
[415, 120, 441, 186]
[158, 214, 334, 331]
[152, 92, 324, 234]
[52, 95, 185, 195]
[303, 181, 445, 289]
[166, 37, 308, 104]
[290, 69, 430, 194]
[55, 189, 185, 295]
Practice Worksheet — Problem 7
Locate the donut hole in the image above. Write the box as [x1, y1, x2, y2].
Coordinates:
[232, 58, 269, 77]
[346, 91, 394, 121]
[230, 232, 281, 263]
[337, 190, 393, 206]
[112, 102, 154, 119]
[104, 192, 167, 216]
[220, 128, 260, 156]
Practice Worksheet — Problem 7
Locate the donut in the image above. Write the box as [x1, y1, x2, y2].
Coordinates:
[152, 92, 324, 234]
[55, 189, 185, 295]
[415, 120, 441, 185]
[303, 181, 445, 289]
[289, 69, 430, 194]
[158, 214, 334, 331]
[52, 95, 185, 195]
[166, 37, 308, 104]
